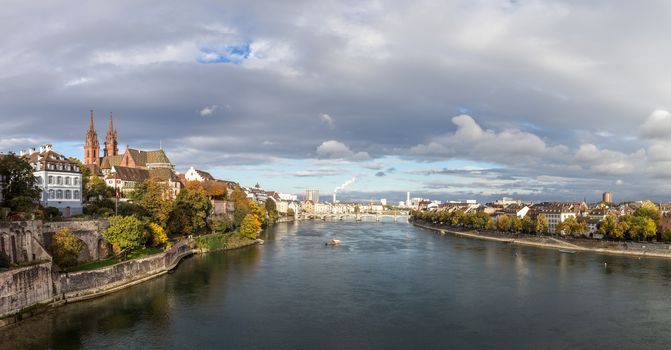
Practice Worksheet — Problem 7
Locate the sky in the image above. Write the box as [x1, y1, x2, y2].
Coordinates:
[2, 0, 671, 203]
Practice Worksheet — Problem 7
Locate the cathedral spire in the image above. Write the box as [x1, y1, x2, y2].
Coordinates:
[84, 110, 100, 166]
[104, 112, 119, 158]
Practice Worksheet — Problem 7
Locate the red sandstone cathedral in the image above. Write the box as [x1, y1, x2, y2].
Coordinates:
[84, 111, 180, 197]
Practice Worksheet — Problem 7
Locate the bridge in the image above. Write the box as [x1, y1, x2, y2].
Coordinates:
[296, 212, 410, 223]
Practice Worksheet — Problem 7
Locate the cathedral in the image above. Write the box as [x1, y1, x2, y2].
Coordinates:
[84, 111, 181, 197]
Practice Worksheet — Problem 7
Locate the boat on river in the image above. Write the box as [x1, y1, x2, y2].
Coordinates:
[326, 239, 341, 246]
[559, 249, 576, 254]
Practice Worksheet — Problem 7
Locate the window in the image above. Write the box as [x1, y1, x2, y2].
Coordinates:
[65, 177, 71, 185]
[49, 189, 55, 199]
[65, 190, 71, 199]
[56, 190, 63, 199]
[73, 190, 80, 200]
[57, 176, 62, 185]
[48, 176, 53, 184]
[36, 176, 42, 184]
[73, 177, 79, 186]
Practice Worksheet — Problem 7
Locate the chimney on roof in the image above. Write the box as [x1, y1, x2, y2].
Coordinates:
[30, 147, 36, 154]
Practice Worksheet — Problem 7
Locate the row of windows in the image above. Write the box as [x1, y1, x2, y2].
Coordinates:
[40, 176, 80, 186]
[47, 163, 80, 172]
[48, 189, 80, 200]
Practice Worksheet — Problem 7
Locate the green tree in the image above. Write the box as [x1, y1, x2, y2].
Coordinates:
[451, 210, 465, 226]
[472, 212, 490, 230]
[535, 215, 548, 235]
[131, 178, 172, 226]
[0, 153, 40, 211]
[103, 215, 149, 254]
[50, 228, 85, 268]
[557, 216, 578, 235]
[87, 176, 114, 201]
[213, 215, 234, 234]
[240, 213, 261, 239]
[168, 187, 212, 236]
[496, 214, 511, 232]
[264, 198, 279, 224]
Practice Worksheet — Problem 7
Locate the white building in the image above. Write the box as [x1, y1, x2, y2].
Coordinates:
[184, 166, 215, 182]
[542, 207, 576, 234]
[22, 145, 83, 216]
[380, 198, 387, 206]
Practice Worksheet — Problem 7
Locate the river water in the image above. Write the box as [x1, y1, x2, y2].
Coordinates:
[3, 220, 671, 349]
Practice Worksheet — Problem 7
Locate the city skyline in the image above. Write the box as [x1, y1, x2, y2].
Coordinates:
[2, 1, 671, 202]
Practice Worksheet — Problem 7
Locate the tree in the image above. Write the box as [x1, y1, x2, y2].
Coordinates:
[213, 215, 234, 234]
[510, 215, 522, 233]
[132, 178, 172, 226]
[598, 214, 618, 237]
[265, 198, 279, 223]
[287, 208, 295, 217]
[451, 210, 465, 226]
[535, 215, 548, 235]
[240, 213, 261, 239]
[557, 216, 578, 235]
[521, 216, 534, 234]
[0, 153, 40, 211]
[612, 220, 629, 239]
[148, 222, 168, 247]
[87, 176, 114, 201]
[103, 215, 149, 254]
[50, 228, 85, 268]
[231, 185, 251, 228]
[168, 187, 212, 236]
[496, 214, 511, 232]
[471, 212, 490, 230]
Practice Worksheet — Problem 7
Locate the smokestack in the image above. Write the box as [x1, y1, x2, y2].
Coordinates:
[333, 192, 336, 203]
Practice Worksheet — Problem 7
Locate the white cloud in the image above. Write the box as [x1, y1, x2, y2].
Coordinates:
[640, 109, 671, 140]
[200, 105, 218, 117]
[316, 140, 370, 161]
[320, 113, 335, 128]
[64, 77, 92, 87]
[92, 42, 196, 66]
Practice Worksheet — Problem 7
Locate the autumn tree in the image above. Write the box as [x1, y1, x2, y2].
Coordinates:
[535, 215, 548, 235]
[50, 228, 85, 268]
[597, 214, 618, 237]
[131, 178, 172, 226]
[168, 187, 212, 236]
[148, 222, 168, 247]
[521, 216, 534, 234]
[510, 215, 523, 233]
[87, 176, 114, 201]
[231, 185, 251, 228]
[240, 213, 261, 239]
[103, 215, 149, 254]
[0, 153, 40, 211]
[496, 214, 511, 232]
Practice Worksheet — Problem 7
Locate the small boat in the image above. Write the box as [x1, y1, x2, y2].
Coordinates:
[326, 239, 341, 246]
[559, 249, 576, 254]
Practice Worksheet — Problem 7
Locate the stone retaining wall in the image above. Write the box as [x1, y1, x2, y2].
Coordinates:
[0, 262, 53, 318]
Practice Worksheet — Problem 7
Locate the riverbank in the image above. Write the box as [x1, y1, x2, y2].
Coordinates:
[0, 233, 262, 329]
[413, 221, 671, 259]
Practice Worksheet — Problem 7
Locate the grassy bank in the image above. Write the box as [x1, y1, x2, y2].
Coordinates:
[66, 246, 165, 272]
[194, 232, 258, 251]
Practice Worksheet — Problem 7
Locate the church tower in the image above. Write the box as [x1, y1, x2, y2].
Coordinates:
[104, 112, 119, 157]
[84, 110, 100, 166]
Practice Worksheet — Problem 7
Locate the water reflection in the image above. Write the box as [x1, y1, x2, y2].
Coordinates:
[3, 222, 671, 349]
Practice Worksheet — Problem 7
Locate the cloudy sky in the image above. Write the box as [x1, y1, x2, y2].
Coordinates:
[2, 0, 671, 203]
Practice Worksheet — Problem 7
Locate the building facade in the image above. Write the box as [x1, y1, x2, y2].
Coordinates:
[306, 189, 319, 203]
[23, 145, 83, 216]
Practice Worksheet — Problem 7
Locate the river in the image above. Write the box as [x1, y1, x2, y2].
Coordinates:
[3, 220, 671, 349]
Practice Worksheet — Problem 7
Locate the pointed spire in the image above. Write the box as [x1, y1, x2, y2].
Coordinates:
[89, 110, 95, 131]
[108, 112, 114, 132]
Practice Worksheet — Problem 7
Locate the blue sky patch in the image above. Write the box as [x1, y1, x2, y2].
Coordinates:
[198, 43, 251, 64]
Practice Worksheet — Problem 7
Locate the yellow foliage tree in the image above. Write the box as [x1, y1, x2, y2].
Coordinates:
[240, 213, 261, 239]
[148, 223, 168, 247]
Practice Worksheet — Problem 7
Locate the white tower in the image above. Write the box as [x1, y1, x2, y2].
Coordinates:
[406, 192, 410, 207]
